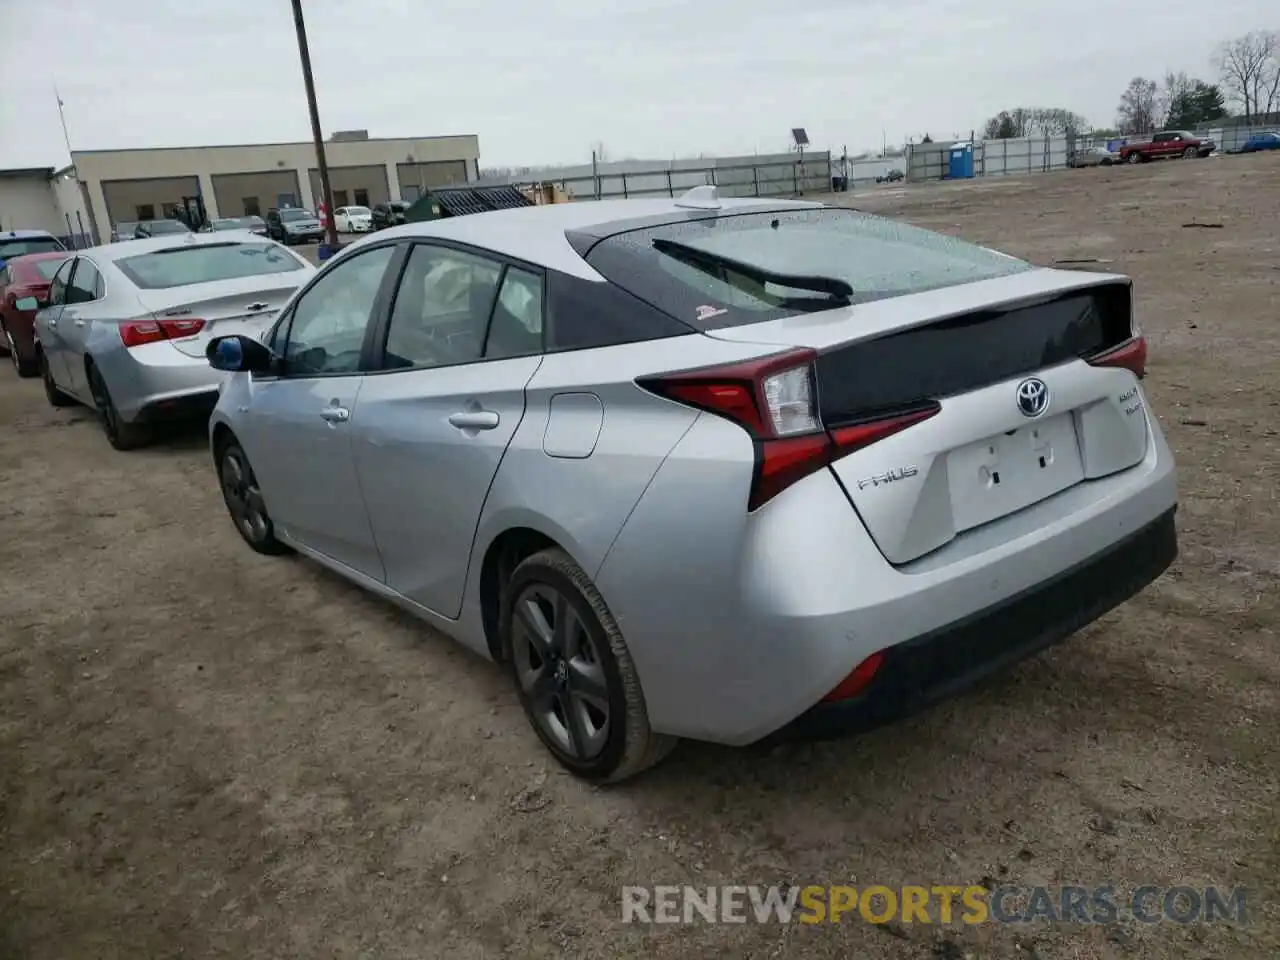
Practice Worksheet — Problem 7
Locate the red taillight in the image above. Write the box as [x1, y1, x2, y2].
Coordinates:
[1087, 335, 1147, 379]
[638, 349, 939, 511]
[119, 318, 206, 348]
[822, 651, 885, 702]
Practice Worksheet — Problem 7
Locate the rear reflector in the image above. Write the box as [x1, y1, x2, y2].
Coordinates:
[119, 317, 207, 348]
[1086, 335, 1147, 379]
[822, 651, 885, 702]
[639, 349, 939, 511]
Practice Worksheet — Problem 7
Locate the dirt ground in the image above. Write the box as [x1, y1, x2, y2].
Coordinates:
[1, 154, 1277, 960]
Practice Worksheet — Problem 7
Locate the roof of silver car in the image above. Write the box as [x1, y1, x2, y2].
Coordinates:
[346, 195, 821, 279]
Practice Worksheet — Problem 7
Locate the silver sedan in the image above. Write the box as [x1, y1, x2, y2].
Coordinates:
[204, 190, 1177, 781]
[33, 231, 314, 449]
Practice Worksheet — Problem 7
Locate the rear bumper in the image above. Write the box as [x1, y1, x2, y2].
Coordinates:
[92, 341, 227, 423]
[597, 400, 1178, 746]
[777, 507, 1177, 741]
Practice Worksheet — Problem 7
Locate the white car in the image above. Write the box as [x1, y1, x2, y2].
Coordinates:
[334, 206, 374, 233]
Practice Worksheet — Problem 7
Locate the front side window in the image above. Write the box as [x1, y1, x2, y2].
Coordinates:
[582, 207, 1035, 329]
[282, 245, 396, 376]
[382, 245, 502, 370]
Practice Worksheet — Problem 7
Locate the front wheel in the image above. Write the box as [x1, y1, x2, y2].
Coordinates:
[504, 548, 676, 782]
[217, 439, 289, 555]
[1183, 146, 1198, 159]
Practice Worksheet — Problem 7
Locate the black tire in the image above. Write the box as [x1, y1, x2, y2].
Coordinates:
[1127, 151, 1144, 165]
[1183, 146, 1197, 159]
[3, 324, 37, 378]
[39, 350, 75, 407]
[503, 548, 676, 782]
[86, 362, 149, 450]
[215, 438, 289, 555]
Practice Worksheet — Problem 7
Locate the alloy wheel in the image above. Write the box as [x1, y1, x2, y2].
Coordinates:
[5, 328, 17, 372]
[220, 448, 269, 542]
[510, 583, 611, 761]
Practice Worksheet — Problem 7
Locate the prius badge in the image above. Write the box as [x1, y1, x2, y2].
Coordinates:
[856, 465, 919, 490]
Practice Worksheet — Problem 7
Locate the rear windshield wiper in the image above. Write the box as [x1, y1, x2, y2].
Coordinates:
[651, 237, 854, 300]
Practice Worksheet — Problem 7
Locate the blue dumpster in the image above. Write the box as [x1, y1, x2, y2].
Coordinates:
[948, 144, 974, 179]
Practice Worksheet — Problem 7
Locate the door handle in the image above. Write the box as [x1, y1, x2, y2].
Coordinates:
[320, 406, 350, 423]
[74, 319, 86, 327]
[448, 410, 500, 430]
[48, 319, 57, 328]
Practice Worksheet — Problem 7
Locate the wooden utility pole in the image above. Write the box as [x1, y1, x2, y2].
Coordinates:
[291, 0, 339, 249]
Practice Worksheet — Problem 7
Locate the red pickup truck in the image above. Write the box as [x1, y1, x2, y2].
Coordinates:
[1118, 131, 1216, 164]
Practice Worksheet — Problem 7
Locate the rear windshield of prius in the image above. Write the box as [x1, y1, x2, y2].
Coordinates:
[583, 207, 1034, 328]
[116, 242, 305, 289]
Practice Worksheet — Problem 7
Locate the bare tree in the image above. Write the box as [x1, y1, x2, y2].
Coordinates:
[1214, 31, 1279, 121]
[1117, 77, 1161, 134]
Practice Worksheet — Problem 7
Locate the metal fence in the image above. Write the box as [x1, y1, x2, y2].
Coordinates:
[505, 152, 835, 202]
[906, 135, 1070, 181]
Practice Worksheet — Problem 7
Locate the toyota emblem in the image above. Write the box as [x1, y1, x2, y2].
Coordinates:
[1016, 378, 1050, 418]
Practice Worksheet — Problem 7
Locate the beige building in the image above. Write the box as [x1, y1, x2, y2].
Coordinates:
[70, 132, 481, 240]
[0, 166, 95, 245]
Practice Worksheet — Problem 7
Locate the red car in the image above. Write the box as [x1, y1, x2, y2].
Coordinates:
[0, 251, 73, 377]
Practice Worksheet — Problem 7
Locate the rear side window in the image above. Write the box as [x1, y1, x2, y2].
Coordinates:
[581, 207, 1033, 329]
[545, 271, 693, 351]
[116, 242, 304, 289]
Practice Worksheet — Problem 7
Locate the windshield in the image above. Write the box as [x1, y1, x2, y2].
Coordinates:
[346, 206, 371, 216]
[146, 220, 191, 235]
[32, 258, 70, 280]
[279, 209, 315, 222]
[239, 216, 265, 227]
[211, 219, 241, 230]
[391, 202, 410, 211]
[116, 242, 305, 289]
[0, 237, 66, 260]
[582, 207, 1034, 328]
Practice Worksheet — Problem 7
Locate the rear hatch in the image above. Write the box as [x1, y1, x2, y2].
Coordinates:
[706, 270, 1148, 563]
[134, 274, 302, 357]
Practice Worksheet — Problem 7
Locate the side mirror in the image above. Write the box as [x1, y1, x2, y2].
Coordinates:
[15, 296, 41, 311]
[206, 334, 276, 373]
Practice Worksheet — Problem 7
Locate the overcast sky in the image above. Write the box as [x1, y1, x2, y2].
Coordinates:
[0, 0, 1271, 170]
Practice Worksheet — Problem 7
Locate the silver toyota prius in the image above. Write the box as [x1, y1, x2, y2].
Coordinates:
[205, 187, 1178, 782]
[33, 231, 314, 448]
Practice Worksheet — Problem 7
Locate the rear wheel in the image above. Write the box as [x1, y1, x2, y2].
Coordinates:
[86, 363, 149, 450]
[39, 350, 74, 407]
[504, 548, 676, 782]
[217, 439, 289, 554]
[3, 324, 38, 378]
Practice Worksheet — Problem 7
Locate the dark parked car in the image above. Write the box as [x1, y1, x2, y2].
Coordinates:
[265, 208, 324, 245]
[876, 169, 905, 183]
[134, 219, 192, 238]
[371, 200, 411, 230]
